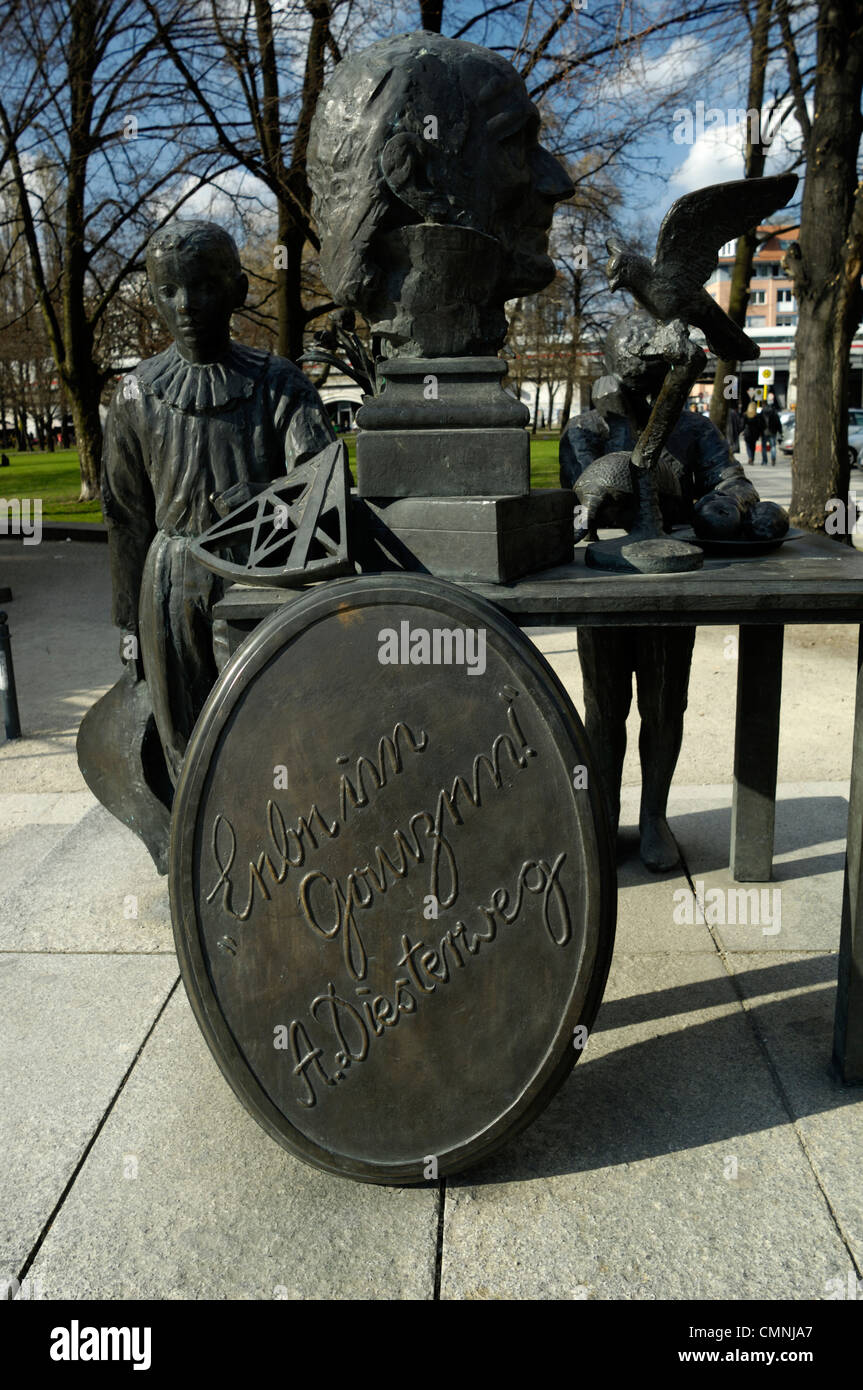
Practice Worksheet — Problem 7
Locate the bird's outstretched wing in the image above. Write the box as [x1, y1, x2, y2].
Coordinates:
[654, 173, 798, 294]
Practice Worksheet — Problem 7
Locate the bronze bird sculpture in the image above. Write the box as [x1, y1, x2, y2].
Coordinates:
[605, 172, 798, 361]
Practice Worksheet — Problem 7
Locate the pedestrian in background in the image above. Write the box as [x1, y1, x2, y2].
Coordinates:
[726, 403, 743, 460]
[760, 399, 783, 465]
[742, 401, 765, 466]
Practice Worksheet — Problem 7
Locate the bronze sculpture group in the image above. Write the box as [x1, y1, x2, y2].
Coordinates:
[74, 30, 797, 1179]
[78, 28, 795, 879]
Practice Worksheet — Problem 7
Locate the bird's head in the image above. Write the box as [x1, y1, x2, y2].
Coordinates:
[605, 239, 624, 291]
[605, 237, 633, 291]
[605, 238, 643, 294]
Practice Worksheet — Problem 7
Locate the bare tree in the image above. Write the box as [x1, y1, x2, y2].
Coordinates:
[708, 0, 785, 435]
[0, 0, 226, 497]
[779, 0, 863, 532]
[0, 0, 759, 499]
[552, 168, 624, 428]
[140, 0, 349, 362]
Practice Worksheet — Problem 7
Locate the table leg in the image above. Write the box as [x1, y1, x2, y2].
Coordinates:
[833, 625, 863, 1083]
[730, 624, 783, 882]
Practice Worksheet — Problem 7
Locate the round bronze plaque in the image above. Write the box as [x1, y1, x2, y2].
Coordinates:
[170, 574, 615, 1183]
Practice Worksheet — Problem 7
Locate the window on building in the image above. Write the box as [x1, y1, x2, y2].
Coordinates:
[777, 288, 795, 305]
[751, 290, 766, 305]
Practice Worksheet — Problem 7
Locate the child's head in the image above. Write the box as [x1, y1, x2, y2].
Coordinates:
[146, 221, 248, 363]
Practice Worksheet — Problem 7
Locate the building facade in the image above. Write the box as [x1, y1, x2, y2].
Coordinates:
[705, 224, 863, 409]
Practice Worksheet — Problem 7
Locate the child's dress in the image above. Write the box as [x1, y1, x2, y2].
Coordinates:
[102, 340, 334, 783]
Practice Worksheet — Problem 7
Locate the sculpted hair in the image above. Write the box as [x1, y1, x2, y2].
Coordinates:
[307, 30, 520, 312]
[146, 221, 243, 282]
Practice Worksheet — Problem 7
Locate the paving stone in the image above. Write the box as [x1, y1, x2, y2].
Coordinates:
[0, 735, 90, 794]
[25, 990, 438, 1300]
[0, 791, 96, 828]
[0, 804, 173, 953]
[530, 622, 857, 792]
[674, 782, 847, 952]
[724, 950, 863, 1274]
[609, 820, 716, 955]
[0, 823, 73, 893]
[440, 951, 854, 1300]
[0, 953, 178, 1293]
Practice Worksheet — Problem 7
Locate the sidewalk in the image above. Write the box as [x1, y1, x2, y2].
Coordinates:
[2, 469, 862, 1301]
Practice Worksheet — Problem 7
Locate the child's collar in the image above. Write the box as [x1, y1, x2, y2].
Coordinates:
[136, 340, 270, 413]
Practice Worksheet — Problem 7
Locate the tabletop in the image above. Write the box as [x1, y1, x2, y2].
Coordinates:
[215, 531, 863, 630]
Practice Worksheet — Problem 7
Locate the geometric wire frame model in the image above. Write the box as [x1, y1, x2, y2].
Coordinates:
[190, 439, 353, 587]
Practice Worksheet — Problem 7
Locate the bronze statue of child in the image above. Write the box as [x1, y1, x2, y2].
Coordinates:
[88, 221, 333, 867]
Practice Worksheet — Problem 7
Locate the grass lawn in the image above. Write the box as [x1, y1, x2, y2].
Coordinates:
[0, 450, 103, 523]
[1, 435, 563, 526]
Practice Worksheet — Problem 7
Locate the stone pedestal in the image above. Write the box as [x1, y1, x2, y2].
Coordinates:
[356, 357, 530, 498]
[355, 355, 573, 582]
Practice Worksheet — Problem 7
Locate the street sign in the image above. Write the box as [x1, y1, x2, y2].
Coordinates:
[758, 367, 774, 385]
[170, 573, 616, 1183]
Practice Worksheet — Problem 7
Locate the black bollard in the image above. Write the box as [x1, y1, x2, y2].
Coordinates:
[0, 611, 22, 740]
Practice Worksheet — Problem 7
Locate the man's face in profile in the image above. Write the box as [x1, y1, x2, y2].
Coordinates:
[473, 77, 575, 297]
[148, 247, 242, 363]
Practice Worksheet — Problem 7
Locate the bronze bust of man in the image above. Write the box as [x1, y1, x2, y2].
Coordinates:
[307, 31, 574, 360]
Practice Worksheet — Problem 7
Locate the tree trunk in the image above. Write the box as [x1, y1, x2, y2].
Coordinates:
[709, 0, 773, 435]
[68, 383, 103, 501]
[787, 0, 863, 532]
[282, 218, 308, 362]
[64, 0, 101, 499]
[62, 341, 103, 496]
[546, 380, 558, 429]
[560, 378, 574, 431]
[559, 328, 581, 432]
[281, 0, 330, 358]
[418, 0, 443, 31]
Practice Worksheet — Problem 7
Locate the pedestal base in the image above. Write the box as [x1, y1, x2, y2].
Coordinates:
[355, 490, 574, 584]
[357, 428, 528, 498]
[355, 356, 531, 499]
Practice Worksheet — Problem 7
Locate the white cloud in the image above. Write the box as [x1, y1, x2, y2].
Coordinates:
[668, 101, 807, 196]
[599, 35, 718, 104]
[149, 167, 275, 230]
